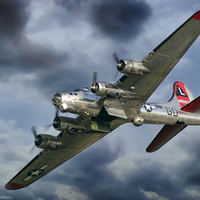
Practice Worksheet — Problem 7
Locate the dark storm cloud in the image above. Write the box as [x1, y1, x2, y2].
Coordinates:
[0, 0, 31, 75]
[0, 39, 68, 85]
[90, 0, 152, 41]
[176, 138, 200, 188]
[0, 0, 68, 79]
[0, 1, 60, 83]
[0, 0, 152, 96]
[0, 187, 58, 200]
[55, 0, 152, 41]
[0, 0, 31, 39]
[37, 136, 200, 200]
[2, 136, 200, 200]
[54, 0, 89, 11]
[17, 38, 68, 71]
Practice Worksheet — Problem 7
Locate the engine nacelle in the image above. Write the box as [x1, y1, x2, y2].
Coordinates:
[35, 134, 65, 150]
[91, 82, 124, 97]
[133, 116, 144, 126]
[53, 116, 85, 133]
[117, 59, 150, 75]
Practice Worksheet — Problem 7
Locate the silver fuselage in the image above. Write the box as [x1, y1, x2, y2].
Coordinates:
[52, 90, 200, 128]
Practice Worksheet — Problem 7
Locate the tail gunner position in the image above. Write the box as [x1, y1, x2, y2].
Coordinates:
[6, 11, 200, 190]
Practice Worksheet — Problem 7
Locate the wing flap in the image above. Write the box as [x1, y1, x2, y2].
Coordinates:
[146, 124, 187, 153]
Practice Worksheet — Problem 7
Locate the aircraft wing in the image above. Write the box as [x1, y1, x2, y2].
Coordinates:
[5, 130, 109, 190]
[116, 11, 200, 117]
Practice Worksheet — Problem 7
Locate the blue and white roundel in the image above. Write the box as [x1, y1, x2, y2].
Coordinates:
[144, 104, 153, 112]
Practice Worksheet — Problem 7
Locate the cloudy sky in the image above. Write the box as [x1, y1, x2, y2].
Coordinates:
[1, 0, 200, 199]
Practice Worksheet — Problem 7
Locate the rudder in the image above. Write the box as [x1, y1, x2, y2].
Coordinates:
[167, 81, 194, 109]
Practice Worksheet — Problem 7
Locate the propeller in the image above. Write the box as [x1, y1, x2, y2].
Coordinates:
[44, 108, 59, 131]
[112, 50, 120, 80]
[29, 125, 43, 155]
[112, 50, 119, 63]
[111, 50, 126, 77]
[31, 124, 37, 138]
[93, 70, 98, 85]
[29, 125, 37, 155]
[91, 70, 99, 93]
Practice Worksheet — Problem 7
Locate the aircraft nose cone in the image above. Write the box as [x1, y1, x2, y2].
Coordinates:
[52, 93, 62, 106]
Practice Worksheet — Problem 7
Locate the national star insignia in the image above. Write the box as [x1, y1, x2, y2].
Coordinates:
[24, 165, 49, 181]
[144, 104, 153, 112]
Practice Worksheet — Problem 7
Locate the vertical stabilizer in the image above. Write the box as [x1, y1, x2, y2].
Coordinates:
[165, 81, 194, 109]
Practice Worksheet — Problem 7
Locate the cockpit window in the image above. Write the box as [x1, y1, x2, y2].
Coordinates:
[82, 87, 89, 92]
[74, 87, 89, 92]
[69, 93, 73, 95]
[74, 93, 77, 95]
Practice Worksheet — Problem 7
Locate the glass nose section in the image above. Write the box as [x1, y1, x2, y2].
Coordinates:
[52, 93, 62, 106]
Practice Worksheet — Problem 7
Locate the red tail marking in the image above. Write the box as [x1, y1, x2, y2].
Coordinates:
[174, 82, 190, 107]
[181, 96, 200, 113]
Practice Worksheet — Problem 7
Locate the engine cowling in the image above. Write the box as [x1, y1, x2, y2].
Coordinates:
[117, 59, 150, 75]
[53, 116, 85, 133]
[35, 134, 65, 150]
[91, 82, 123, 97]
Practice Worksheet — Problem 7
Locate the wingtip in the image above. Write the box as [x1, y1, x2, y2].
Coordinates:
[146, 147, 156, 153]
[5, 182, 25, 190]
[192, 11, 200, 20]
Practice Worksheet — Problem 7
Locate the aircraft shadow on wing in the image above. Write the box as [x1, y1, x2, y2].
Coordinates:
[5, 11, 200, 190]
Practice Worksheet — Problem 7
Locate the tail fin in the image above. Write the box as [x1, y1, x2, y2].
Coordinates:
[166, 81, 194, 109]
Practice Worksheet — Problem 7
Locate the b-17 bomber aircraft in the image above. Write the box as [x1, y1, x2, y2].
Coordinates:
[5, 11, 200, 190]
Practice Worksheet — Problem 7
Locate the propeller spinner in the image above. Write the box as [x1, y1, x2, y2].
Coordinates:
[29, 125, 41, 155]
[112, 51, 126, 72]
[30, 125, 42, 147]
[91, 70, 99, 93]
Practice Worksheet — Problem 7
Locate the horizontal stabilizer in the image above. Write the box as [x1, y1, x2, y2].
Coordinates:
[181, 96, 200, 113]
[147, 96, 200, 153]
[146, 124, 187, 152]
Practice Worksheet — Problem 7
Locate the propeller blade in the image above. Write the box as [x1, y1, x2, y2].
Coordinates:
[93, 70, 98, 85]
[91, 70, 99, 93]
[111, 51, 120, 80]
[55, 108, 59, 118]
[29, 144, 35, 155]
[113, 70, 119, 81]
[44, 108, 59, 131]
[111, 50, 119, 63]
[44, 124, 52, 132]
[29, 125, 37, 155]
[30, 125, 37, 138]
